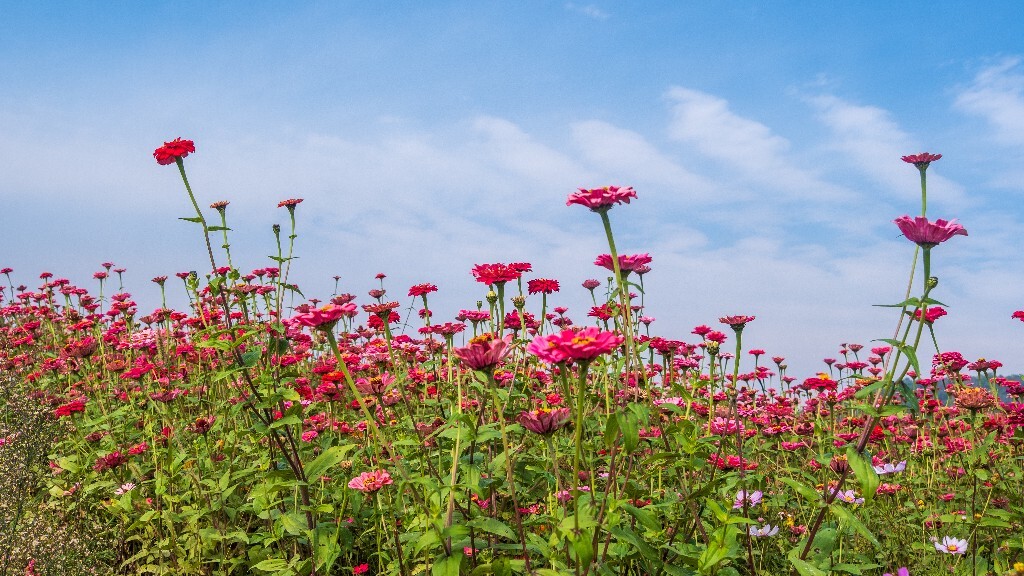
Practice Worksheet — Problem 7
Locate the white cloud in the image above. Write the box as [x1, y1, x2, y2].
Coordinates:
[565, 3, 609, 20]
[807, 93, 967, 208]
[955, 57, 1024, 147]
[664, 86, 848, 202]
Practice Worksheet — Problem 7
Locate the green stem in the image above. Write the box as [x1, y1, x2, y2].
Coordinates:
[176, 157, 217, 272]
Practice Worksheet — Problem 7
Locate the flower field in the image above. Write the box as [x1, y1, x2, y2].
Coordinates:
[2, 141, 1023, 576]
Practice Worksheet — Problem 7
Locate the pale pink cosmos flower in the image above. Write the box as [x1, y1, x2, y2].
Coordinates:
[747, 524, 779, 537]
[934, 535, 968, 554]
[872, 461, 907, 475]
[894, 216, 967, 248]
[733, 489, 763, 509]
[566, 186, 637, 211]
[348, 470, 394, 493]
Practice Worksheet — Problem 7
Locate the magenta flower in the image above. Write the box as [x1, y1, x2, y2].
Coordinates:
[901, 152, 941, 168]
[719, 315, 756, 330]
[894, 216, 967, 248]
[471, 263, 521, 285]
[348, 470, 394, 493]
[566, 185, 637, 211]
[517, 407, 572, 435]
[1012, 310, 1024, 322]
[452, 333, 513, 371]
[594, 253, 652, 274]
[883, 569, 909, 576]
[526, 327, 624, 364]
[288, 303, 357, 328]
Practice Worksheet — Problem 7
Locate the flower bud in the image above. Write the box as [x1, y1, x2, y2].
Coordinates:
[511, 295, 526, 309]
[927, 277, 938, 289]
[486, 291, 498, 305]
[706, 342, 720, 356]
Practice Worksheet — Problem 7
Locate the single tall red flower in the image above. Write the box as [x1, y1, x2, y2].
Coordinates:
[894, 216, 967, 248]
[720, 315, 756, 330]
[901, 152, 942, 168]
[153, 138, 195, 165]
[594, 253, 652, 273]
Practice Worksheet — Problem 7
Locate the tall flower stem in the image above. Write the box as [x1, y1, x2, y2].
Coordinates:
[571, 361, 593, 542]
[175, 158, 217, 272]
[598, 211, 638, 386]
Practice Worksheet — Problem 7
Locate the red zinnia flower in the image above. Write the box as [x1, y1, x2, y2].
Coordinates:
[582, 279, 601, 290]
[527, 278, 560, 294]
[566, 185, 638, 211]
[408, 283, 438, 297]
[1012, 311, 1024, 322]
[153, 137, 195, 165]
[471, 263, 521, 285]
[894, 215, 967, 248]
[901, 152, 941, 167]
[913, 306, 947, 324]
[54, 398, 87, 418]
[278, 198, 304, 208]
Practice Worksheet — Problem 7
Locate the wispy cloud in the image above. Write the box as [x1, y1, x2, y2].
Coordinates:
[664, 86, 848, 203]
[955, 57, 1024, 147]
[564, 3, 609, 20]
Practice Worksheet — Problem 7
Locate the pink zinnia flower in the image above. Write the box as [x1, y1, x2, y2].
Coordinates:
[594, 253, 652, 273]
[517, 407, 572, 435]
[471, 263, 521, 285]
[894, 215, 967, 248]
[452, 333, 513, 371]
[913, 306, 947, 324]
[526, 327, 624, 364]
[566, 185, 637, 211]
[1012, 310, 1024, 322]
[348, 470, 393, 493]
[720, 315, 756, 330]
[288, 303, 356, 328]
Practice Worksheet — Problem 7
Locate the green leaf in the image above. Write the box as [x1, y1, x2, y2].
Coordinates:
[787, 550, 828, 576]
[845, 447, 880, 502]
[207, 225, 232, 232]
[573, 529, 595, 567]
[431, 553, 463, 576]
[252, 558, 290, 572]
[874, 338, 921, 377]
[305, 444, 356, 480]
[609, 526, 660, 562]
[622, 503, 662, 532]
[178, 216, 204, 224]
[279, 511, 306, 536]
[270, 415, 302, 429]
[617, 410, 639, 454]
[241, 349, 261, 367]
[467, 517, 517, 541]
[830, 504, 880, 548]
[604, 412, 620, 449]
[872, 297, 920, 308]
[780, 477, 822, 505]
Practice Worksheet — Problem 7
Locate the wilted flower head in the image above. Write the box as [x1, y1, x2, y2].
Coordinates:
[894, 215, 967, 248]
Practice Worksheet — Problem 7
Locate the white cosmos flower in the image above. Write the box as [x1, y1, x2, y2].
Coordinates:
[748, 524, 779, 537]
[934, 535, 968, 555]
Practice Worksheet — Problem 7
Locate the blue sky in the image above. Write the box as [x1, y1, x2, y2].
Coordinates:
[2, 2, 1023, 378]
